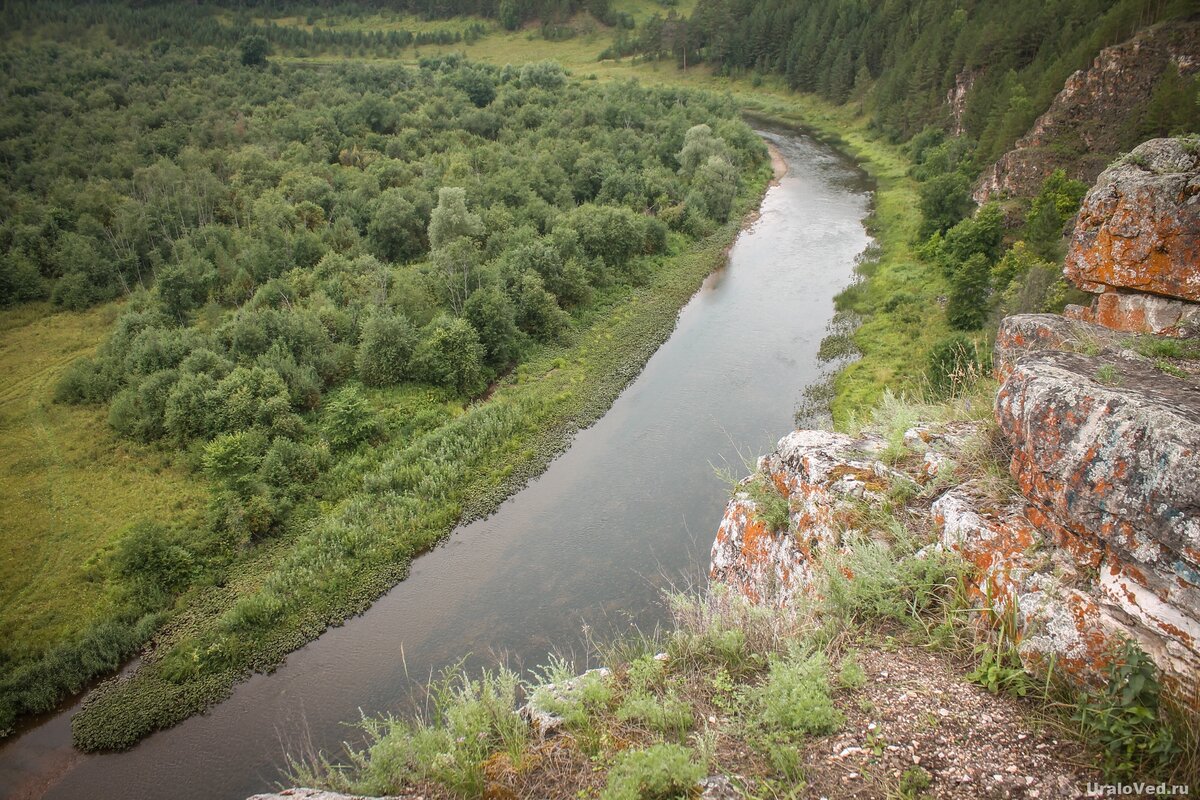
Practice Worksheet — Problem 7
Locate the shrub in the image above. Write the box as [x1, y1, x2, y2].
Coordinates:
[748, 652, 843, 741]
[414, 315, 487, 395]
[600, 744, 705, 800]
[111, 521, 195, 604]
[355, 312, 419, 387]
[616, 690, 694, 741]
[322, 385, 381, 452]
[464, 286, 522, 368]
[685, 155, 739, 223]
[55, 356, 122, 405]
[1074, 640, 1178, 781]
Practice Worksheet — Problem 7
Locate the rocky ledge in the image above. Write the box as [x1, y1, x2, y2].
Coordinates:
[711, 324, 1200, 697]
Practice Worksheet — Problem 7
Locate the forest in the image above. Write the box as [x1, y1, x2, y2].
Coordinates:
[0, 23, 768, 744]
[619, 0, 1197, 160]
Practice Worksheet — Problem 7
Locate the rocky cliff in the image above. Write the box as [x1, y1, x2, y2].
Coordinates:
[713, 137, 1200, 701]
[973, 20, 1199, 205]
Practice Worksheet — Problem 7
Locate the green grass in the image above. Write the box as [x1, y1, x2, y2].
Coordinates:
[0, 302, 207, 663]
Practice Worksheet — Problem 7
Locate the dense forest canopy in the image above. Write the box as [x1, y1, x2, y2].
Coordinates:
[625, 0, 1196, 157]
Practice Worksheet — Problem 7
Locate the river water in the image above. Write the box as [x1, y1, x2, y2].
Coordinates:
[0, 126, 871, 800]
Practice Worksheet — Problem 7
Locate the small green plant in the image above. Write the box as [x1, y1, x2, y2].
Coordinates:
[865, 721, 888, 755]
[1074, 640, 1178, 781]
[746, 472, 791, 532]
[599, 743, 705, 800]
[1155, 359, 1187, 378]
[838, 650, 867, 690]
[967, 600, 1033, 697]
[896, 765, 933, 798]
[1094, 363, 1121, 386]
[748, 651, 844, 740]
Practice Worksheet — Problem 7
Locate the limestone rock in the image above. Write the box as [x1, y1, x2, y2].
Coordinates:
[992, 313, 1125, 379]
[996, 349, 1200, 689]
[1064, 289, 1200, 336]
[996, 350, 1200, 567]
[709, 429, 899, 605]
[1064, 138, 1200, 306]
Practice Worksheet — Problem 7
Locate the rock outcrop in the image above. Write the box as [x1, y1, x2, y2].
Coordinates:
[1066, 139, 1200, 301]
[998, 348, 1200, 686]
[1062, 137, 1200, 335]
[709, 429, 902, 606]
[709, 342, 1200, 697]
[973, 20, 1200, 204]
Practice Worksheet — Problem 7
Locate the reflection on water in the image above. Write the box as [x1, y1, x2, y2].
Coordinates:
[0, 126, 871, 800]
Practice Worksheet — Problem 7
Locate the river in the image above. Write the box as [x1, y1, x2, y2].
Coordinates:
[0, 125, 871, 800]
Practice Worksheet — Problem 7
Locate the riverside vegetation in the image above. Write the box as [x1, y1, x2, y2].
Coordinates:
[0, 19, 772, 746]
[1, 0, 1196, 787]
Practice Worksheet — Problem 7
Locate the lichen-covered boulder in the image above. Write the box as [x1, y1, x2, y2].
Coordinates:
[997, 350, 1200, 568]
[1064, 138, 1200, 304]
[709, 429, 900, 606]
[1064, 289, 1200, 336]
[996, 349, 1200, 690]
[992, 313, 1126, 379]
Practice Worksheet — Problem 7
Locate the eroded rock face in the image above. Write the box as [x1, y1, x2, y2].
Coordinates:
[709, 429, 899, 606]
[973, 20, 1200, 204]
[1065, 290, 1200, 336]
[1064, 138, 1200, 308]
[997, 350, 1200, 565]
[996, 349, 1200, 690]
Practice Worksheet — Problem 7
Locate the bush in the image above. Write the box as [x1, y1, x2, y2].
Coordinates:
[111, 521, 195, 605]
[748, 652, 843, 741]
[464, 286, 522, 368]
[55, 356, 122, 404]
[685, 155, 739, 223]
[108, 369, 180, 442]
[600, 743, 705, 800]
[355, 312, 419, 387]
[414, 315, 487, 395]
[322, 385, 381, 452]
[917, 173, 973, 238]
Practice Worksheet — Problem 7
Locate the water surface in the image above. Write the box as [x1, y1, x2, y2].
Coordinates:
[0, 126, 871, 800]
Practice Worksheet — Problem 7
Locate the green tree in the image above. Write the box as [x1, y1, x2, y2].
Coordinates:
[414, 315, 487, 395]
[428, 187, 484, 250]
[918, 173, 974, 239]
[355, 312, 419, 387]
[368, 189, 427, 263]
[677, 124, 728, 179]
[322, 386, 381, 452]
[946, 253, 991, 330]
[686, 155, 739, 222]
[240, 35, 269, 67]
[465, 286, 522, 368]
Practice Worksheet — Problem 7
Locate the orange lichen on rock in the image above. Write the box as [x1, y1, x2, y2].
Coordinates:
[1065, 138, 1200, 303]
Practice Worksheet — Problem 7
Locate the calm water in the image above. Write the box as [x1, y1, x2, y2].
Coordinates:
[0, 126, 871, 800]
